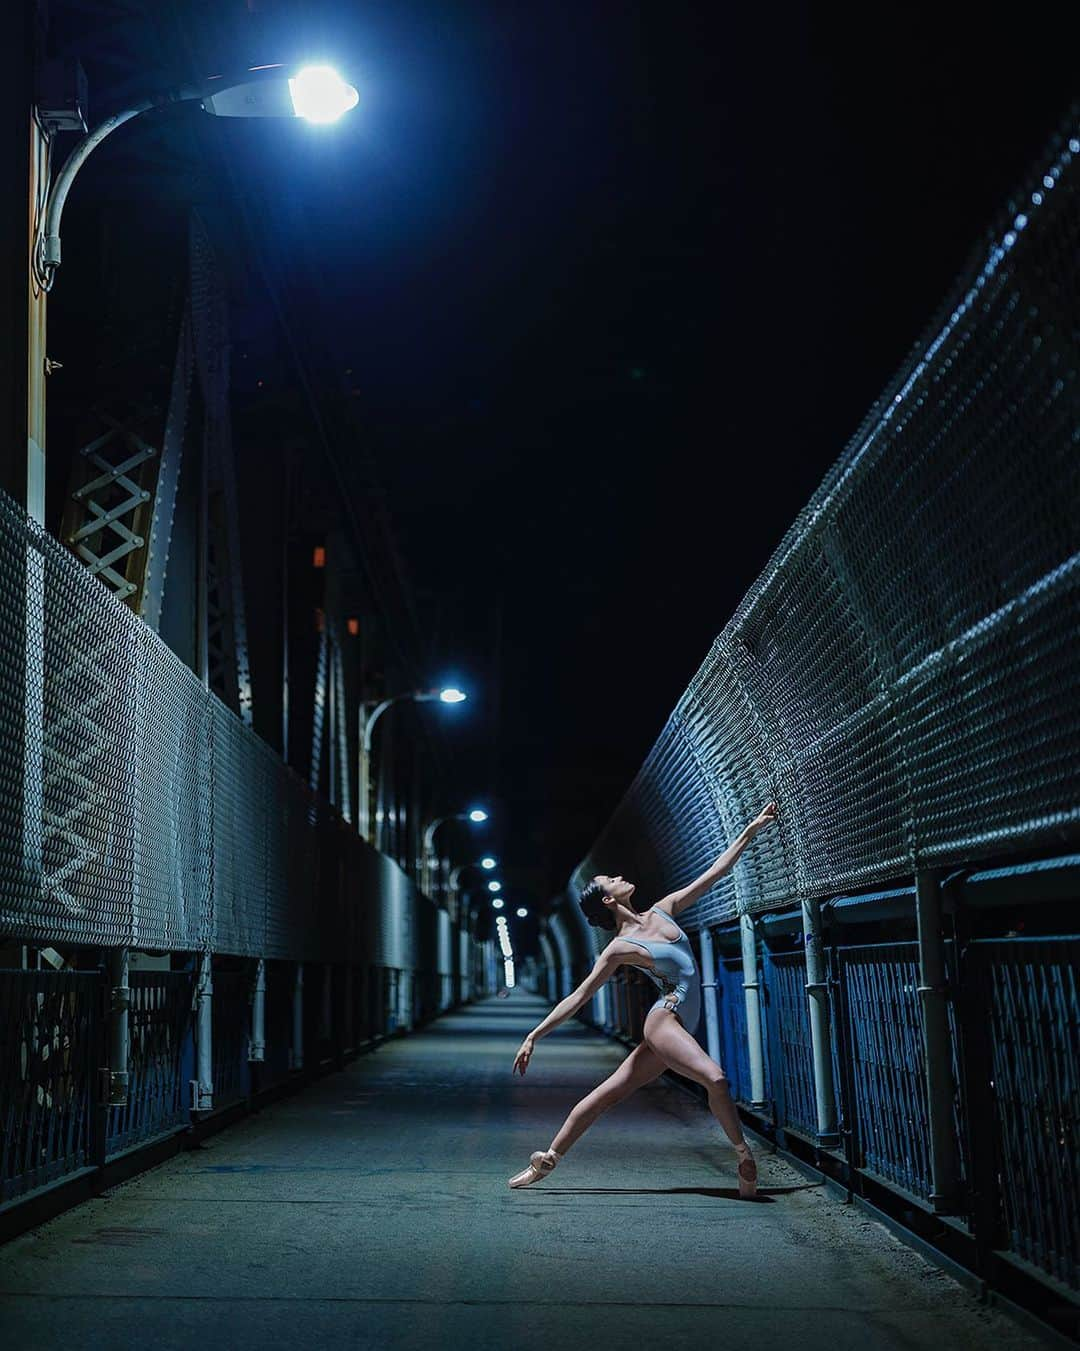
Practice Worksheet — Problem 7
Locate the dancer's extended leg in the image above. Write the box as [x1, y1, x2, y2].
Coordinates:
[549, 1040, 666, 1155]
[644, 1007, 758, 1197]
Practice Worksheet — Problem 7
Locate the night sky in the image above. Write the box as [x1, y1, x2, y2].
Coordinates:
[56, 1, 1077, 908]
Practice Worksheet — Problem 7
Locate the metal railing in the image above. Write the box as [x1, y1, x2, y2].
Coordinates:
[554, 107, 1080, 1334]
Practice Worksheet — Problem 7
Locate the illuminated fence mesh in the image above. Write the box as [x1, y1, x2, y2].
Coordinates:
[0, 490, 452, 965]
[572, 117, 1080, 929]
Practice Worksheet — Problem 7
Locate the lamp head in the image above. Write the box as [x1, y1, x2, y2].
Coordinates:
[289, 65, 359, 122]
[468, 809, 488, 823]
[439, 687, 467, 704]
[201, 64, 358, 122]
[480, 856, 497, 870]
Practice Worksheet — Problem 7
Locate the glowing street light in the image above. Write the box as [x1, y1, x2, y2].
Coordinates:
[488, 880, 502, 893]
[286, 65, 359, 123]
[358, 688, 470, 844]
[516, 907, 528, 918]
[38, 63, 360, 288]
[492, 898, 505, 910]
[480, 856, 497, 870]
[422, 807, 490, 897]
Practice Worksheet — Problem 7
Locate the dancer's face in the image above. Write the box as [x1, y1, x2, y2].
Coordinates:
[595, 874, 635, 905]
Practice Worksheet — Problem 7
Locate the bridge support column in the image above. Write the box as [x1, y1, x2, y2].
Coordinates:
[916, 870, 959, 1213]
[249, 958, 266, 1062]
[193, 952, 213, 1112]
[698, 925, 721, 1065]
[802, 896, 840, 1146]
[740, 912, 767, 1108]
[291, 962, 304, 1070]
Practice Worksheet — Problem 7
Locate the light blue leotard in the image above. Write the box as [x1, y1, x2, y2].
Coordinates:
[619, 907, 701, 1035]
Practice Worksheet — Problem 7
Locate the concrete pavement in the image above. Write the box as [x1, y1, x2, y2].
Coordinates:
[0, 993, 1043, 1349]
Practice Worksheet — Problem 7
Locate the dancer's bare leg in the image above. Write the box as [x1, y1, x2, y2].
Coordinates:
[549, 1040, 666, 1155]
[644, 1007, 757, 1194]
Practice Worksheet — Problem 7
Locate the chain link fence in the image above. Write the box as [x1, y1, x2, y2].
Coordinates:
[571, 115, 1080, 929]
[0, 484, 459, 968]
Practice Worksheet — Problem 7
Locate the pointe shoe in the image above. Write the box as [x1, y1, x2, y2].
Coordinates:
[508, 1148, 561, 1189]
[735, 1143, 758, 1200]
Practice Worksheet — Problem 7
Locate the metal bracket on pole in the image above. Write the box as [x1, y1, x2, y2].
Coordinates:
[916, 870, 960, 1213]
[801, 896, 840, 1148]
[107, 949, 130, 1106]
[249, 958, 266, 1063]
[698, 927, 722, 1065]
[291, 962, 304, 1071]
[192, 951, 213, 1113]
[739, 912, 768, 1109]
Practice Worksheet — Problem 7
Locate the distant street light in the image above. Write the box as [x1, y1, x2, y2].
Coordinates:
[488, 880, 501, 893]
[480, 856, 497, 870]
[422, 808, 489, 898]
[492, 898, 505, 911]
[358, 689, 469, 845]
[37, 63, 360, 289]
[516, 907, 528, 918]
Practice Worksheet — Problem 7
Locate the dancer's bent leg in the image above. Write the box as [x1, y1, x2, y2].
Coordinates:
[644, 1007, 757, 1196]
[644, 1008, 745, 1143]
[548, 1040, 665, 1155]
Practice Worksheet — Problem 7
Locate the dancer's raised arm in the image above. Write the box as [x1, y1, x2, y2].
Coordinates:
[655, 801, 778, 919]
[512, 947, 623, 1075]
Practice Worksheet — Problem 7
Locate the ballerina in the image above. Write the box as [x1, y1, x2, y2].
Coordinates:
[508, 802, 779, 1197]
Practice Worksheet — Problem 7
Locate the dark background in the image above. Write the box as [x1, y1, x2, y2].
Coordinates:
[48, 1, 1077, 913]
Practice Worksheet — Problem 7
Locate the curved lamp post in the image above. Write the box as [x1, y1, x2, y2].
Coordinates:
[421, 808, 488, 900]
[358, 688, 466, 845]
[36, 63, 359, 291]
[448, 857, 498, 919]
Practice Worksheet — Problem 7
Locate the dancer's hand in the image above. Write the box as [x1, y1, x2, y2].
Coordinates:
[512, 1036, 535, 1076]
[748, 801, 778, 834]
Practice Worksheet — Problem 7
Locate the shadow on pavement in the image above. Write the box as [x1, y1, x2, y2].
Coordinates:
[534, 1184, 820, 1201]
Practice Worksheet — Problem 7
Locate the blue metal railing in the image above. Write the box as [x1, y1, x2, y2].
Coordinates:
[106, 971, 193, 1155]
[762, 950, 816, 1137]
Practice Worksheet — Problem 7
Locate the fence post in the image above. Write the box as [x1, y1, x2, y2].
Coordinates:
[801, 897, 840, 1146]
[108, 948, 130, 1107]
[192, 951, 213, 1112]
[343, 963, 354, 1052]
[699, 925, 722, 1064]
[915, 870, 960, 1213]
[323, 962, 333, 1049]
[249, 958, 266, 1062]
[740, 911, 768, 1108]
[291, 962, 304, 1070]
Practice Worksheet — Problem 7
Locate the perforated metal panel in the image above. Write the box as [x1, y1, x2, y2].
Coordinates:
[0, 486, 454, 969]
[573, 117, 1080, 927]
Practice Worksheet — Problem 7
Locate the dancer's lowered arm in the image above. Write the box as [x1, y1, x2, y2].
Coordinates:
[657, 801, 778, 919]
[512, 948, 622, 1076]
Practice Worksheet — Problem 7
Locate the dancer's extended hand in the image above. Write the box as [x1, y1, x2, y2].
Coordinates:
[512, 1036, 535, 1075]
[748, 801, 778, 833]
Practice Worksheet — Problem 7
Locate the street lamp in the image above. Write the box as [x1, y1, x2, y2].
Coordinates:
[447, 857, 499, 923]
[358, 688, 468, 845]
[516, 907, 528, 918]
[488, 880, 501, 893]
[491, 897, 505, 911]
[421, 808, 489, 899]
[36, 64, 360, 290]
